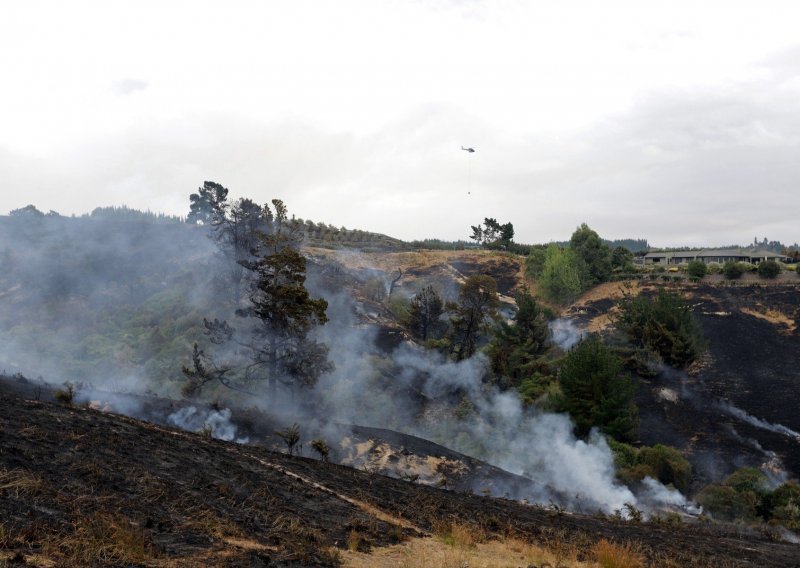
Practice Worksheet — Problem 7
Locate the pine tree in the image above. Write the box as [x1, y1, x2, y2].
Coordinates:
[559, 334, 638, 441]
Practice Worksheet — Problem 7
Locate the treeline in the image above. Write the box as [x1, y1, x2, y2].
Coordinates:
[7, 204, 185, 224]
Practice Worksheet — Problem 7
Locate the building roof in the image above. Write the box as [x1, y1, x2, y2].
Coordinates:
[644, 248, 789, 260]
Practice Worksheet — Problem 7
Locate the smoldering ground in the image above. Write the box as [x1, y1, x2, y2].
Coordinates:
[0, 215, 693, 515]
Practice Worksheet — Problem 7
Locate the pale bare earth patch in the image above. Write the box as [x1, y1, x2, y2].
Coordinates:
[740, 307, 796, 334]
[340, 535, 598, 568]
[338, 438, 468, 487]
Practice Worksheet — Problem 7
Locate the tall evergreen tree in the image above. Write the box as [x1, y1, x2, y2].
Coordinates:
[559, 334, 638, 442]
[488, 288, 550, 386]
[449, 275, 499, 361]
[183, 197, 332, 397]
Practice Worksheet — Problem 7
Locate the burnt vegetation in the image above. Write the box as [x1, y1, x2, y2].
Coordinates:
[2, 191, 800, 565]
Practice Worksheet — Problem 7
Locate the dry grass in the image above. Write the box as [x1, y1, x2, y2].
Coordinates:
[593, 538, 644, 568]
[51, 512, 154, 566]
[740, 307, 796, 333]
[342, 521, 597, 568]
[0, 468, 45, 497]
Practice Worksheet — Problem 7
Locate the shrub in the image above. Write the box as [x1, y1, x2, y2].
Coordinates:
[763, 481, 800, 529]
[638, 445, 692, 493]
[54, 382, 75, 404]
[723, 261, 744, 280]
[687, 260, 707, 279]
[310, 439, 330, 462]
[758, 260, 781, 279]
[697, 485, 760, 521]
[276, 424, 301, 456]
[706, 262, 722, 275]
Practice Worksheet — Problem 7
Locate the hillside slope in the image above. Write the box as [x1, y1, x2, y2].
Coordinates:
[1, 392, 799, 567]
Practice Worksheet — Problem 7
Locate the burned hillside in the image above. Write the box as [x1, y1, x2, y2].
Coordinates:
[2, 391, 799, 567]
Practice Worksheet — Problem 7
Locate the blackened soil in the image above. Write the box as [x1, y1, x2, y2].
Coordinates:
[586, 282, 800, 487]
[1, 393, 798, 567]
[449, 256, 521, 295]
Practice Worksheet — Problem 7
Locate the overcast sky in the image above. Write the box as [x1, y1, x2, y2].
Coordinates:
[2, 1, 799, 246]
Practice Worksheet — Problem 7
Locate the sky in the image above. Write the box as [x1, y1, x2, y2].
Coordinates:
[1, 0, 799, 246]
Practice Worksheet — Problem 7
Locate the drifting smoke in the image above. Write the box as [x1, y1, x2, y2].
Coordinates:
[549, 318, 584, 350]
[717, 401, 800, 443]
[0, 215, 693, 515]
[168, 406, 250, 444]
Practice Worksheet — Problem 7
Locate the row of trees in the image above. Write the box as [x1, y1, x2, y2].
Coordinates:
[527, 224, 634, 304]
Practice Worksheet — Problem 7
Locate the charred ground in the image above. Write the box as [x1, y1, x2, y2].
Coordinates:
[2, 390, 799, 567]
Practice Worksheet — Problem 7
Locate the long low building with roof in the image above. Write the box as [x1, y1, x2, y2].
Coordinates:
[643, 248, 790, 265]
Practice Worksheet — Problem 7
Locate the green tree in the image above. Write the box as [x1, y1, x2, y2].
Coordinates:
[687, 260, 707, 279]
[449, 275, 499, 361]
[187, 181, 229, 225]
[570, 223, 612, 286]
[558, 334, 638, 441]
[539, 245, 582, 304]
[611, 246, 635, 272]
[616, 288, 705, 368]
[758, 260, 781, 279]
[408, 285, 445, 341]
[183, 198, 333, 397]
[488, 288, 550, 387]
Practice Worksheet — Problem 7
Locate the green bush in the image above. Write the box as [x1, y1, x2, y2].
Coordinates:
[723, 261, 744, 280]
[638, 445, 692, 493]
[706, 262, 722, 275]
[687, 260, 707, 279]
[697, 485, 760, 521]
[763, 481, 800, 529]
[757, 260, 781, 279]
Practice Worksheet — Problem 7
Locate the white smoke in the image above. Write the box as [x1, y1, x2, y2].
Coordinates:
[717, 401, 800, 443]
[168, 406, 250, 444]
[315, 336, 690, 515]
[549, 318, 584, 350]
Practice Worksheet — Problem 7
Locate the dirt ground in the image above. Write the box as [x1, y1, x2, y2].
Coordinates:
[1, 391, 799, 567]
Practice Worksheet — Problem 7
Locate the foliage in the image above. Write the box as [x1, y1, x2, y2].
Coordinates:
[558, 335, 638, 441]
[609, 440, 692, 493]
[469, 218, 514, 248]
[723, 261, 745, 279]
[570, 223, 612, 286]
[408, 285, 445, 341]
[757, 259, 781, 279]
[90, 205, 183, 224]
[687, 260, 707, 279]
[697, 467, 769, 522]
[276, 424, 301, 456]
[187, 181, 229, 225]
[762, 481, 800, 529]
[637, 445, 692, 493]
[525, 245, 548, 278]
[448, 275, 499, 361]
[616, 288, 705, 368]
[611, 246, 635, 272]
[310, 438, 330, 462]
[539, 245, 583, 304]
[9, 204, 45, 218]
[487, 288, 550, 388]
[54, 382, 75, 404]
[183, 193, 333, 396]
